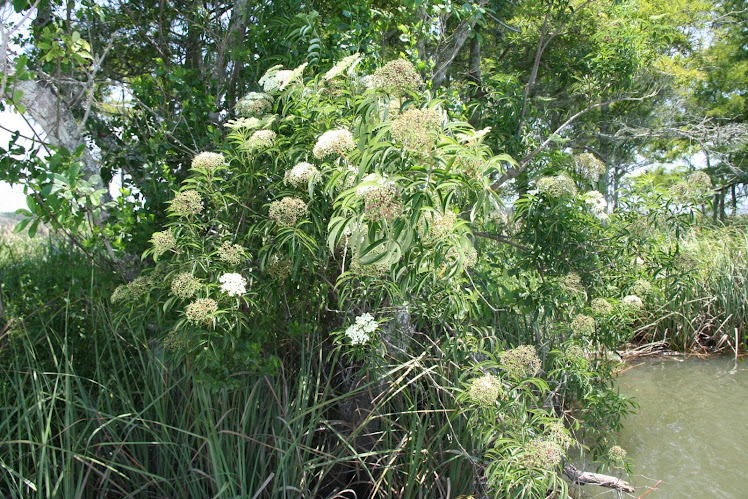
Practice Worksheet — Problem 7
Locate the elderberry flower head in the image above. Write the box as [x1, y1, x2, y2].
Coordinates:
[591, 297, 613, 316]
[622, 294, 644, 310]
[171, 272, 201, 300]
[245, 129, 276, 150]
[583, 190, 609, 220]
[571, 313, 595, 338]
[284, 162, 319, 187]
[269, 197, 307, 226]
[344, 312, 378, 345]
[575, 152, 607, 182]
[170, 190, 203, 217]
[219, 273, 247, 297]
[236, 92, 274, 116]
[216, 242, 245, 265]
[501, 345, 541, 380]
[313, 129, 356, 159]
[150, 230, 176, 258]
[370, 59, 422, 95]
[185, 298, 218, 325]
[323, 53, 362, 80]
[259, 63, 307, 93]
[537, 173, 578, 198]
[524, 439, 564, 470]
[390, 108, 441, 152]
[191, 152, 225, 171]
[363, 181, 402, 222]
[608, 445, 627, 467]
[468, 374, 502, 405]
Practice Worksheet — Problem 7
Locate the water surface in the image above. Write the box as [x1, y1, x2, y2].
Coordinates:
[588, 356, 748, 498]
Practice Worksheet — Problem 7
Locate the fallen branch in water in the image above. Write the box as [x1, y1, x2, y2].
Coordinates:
[563, 464, 635, 493]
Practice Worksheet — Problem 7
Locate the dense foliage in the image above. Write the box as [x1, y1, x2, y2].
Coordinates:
[1, 0, 747, 497]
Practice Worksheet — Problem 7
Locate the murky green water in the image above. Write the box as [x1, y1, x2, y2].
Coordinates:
[588, 356, 748, 498]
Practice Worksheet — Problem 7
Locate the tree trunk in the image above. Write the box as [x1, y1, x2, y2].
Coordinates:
[4, 76, 101, 188]
[431, 0, 489, 90]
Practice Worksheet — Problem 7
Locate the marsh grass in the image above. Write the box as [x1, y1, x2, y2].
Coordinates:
[1, 227, 478, 497]
[638, 226, 748, 351]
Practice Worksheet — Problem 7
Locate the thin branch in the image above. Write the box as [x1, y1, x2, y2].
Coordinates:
[492, 91, 658, 190]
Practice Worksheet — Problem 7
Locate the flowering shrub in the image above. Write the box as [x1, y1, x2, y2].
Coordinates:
[110, 56, 635, 494]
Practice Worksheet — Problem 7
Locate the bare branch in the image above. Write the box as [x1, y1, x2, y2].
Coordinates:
[492, 91, 658, 190]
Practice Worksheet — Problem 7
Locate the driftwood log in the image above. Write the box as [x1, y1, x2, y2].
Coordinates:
[564, 464, 635, 493]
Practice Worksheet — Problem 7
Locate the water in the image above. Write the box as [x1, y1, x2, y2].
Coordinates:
[587, 356, 748, 498]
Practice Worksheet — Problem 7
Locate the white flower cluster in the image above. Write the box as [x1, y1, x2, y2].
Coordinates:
[345, 313, 378, 345]
[313, 129, 356, 159]
[245, 129, 276, 150]
[269, 196, 307, 226]
[623, 294, 644, 310]
[575, 153, 607, 182]
[224, 117, 261, 131]
[284, 162, 319, 187]
[323, 53, 361, 81]
[219, 273, 247, 297]
[537, 173, 578, 198]
[191, 152, 225, 171]
[259, 63, 307, 93]
[236, 92, 274, 116]
[583, 190, 608, 220]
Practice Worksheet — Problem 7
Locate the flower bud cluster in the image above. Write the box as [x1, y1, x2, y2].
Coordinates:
[443, 244, 478, 269]
[170, 190, 203, 217]
[608, 445, 627, 467]
[575, 152, 607, 182]
[350, 248, 390, 277]
[571, 313, 595, 337]
[216, 242, 244, 265]
[127, 275, 153, 300]
[370, 59, 422, 95]
[630, 279, 654, 298]
[363, 181, 402, 222]
[425, 211, 458, 244]
[236, 92, 274, 116]
[524, 439, 563, 470]
[151, 230, 176, 257]
[344, 313, 378, 345]
[185, 298, 218, 325]
[111, 284, 129, 303]
[245, 129, 276, 150]
[266, 254, 292, 281]
[191, 152, 225, 171]
[622, 294, 644, 310]
[390, 108, 441, 152]
[313, 129, 355, 159]
[501, 345, 541, 380]
[171, 272, 201, 300]
[545, 422, 573, 449]
[583, 190, 608, 220]
[269, 197, 307, 226]
[284, 162, 319, 187]
[560, 272, 584, 295]
[219, 273, 247, 297]
[537, 173, 578, 198]
[590, 297, 613, 316]
[468, 374, 502, 405]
